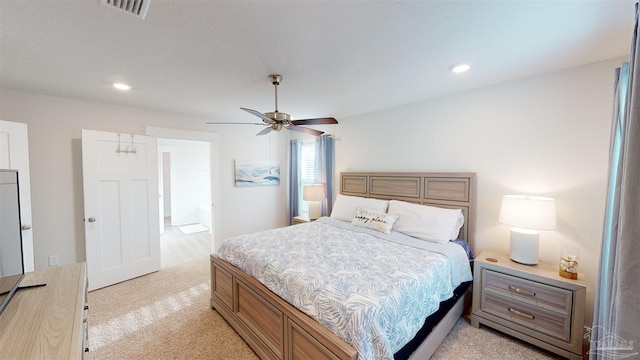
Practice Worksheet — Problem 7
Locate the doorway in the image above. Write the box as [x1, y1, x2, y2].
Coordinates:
[145, 126, 221, 270]
[158, 139, 212, 268]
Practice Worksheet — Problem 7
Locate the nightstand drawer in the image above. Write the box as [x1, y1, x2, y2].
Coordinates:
[482, 291, 571, 341]
[483, 269, 572, 314]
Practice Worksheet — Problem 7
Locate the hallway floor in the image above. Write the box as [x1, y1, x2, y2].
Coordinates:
[161, 219, 211, 269]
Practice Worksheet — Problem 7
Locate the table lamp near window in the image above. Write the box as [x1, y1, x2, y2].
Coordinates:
[499, 195, 556, 265]
[303, 184, 326, 220]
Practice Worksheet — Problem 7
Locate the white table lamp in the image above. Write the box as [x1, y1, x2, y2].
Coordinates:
[499, 195, 556, 265]
[303, 184, 326, 220]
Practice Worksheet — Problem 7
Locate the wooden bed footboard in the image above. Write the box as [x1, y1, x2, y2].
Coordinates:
[210, 254, 358, 360]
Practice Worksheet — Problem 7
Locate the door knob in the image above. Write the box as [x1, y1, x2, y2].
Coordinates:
[88, 217, 96, 223]
[21, 224, 32, 230]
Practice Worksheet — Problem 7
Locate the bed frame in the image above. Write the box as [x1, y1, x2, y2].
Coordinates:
[210, 172, 477, 360]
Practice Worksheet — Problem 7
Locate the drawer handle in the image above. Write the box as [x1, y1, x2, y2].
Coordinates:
[509, 307, 535, 320]
[509, 285, 535, 297]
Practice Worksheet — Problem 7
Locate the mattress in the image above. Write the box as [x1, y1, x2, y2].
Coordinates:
[217, 217, 472, 360]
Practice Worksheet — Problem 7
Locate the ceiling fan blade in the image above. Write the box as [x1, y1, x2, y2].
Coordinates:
[206, 122, 266, 125]
[287, 126, 324, 136]
[291, 117, 338, 125]
[240, 107, 275, 123]
[256, 127, 272, 136]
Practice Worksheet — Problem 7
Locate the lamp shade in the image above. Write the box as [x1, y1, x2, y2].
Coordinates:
[303, 184, 326, 201]
[499, 195, 556, 230]
[500, 195, 556, 265]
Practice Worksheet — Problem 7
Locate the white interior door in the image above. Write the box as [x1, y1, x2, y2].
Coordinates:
[0, 120, 34, 272]
[82, 129, 160, 291]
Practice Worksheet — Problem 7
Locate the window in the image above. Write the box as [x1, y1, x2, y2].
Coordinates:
[299, 140, 317, 215]
[290, 134, 333, 221]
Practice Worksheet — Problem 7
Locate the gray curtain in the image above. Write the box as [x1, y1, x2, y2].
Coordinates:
[590, 4, 640, 359]
[288, 139, 303, 225]
[314, 134, 335, 217]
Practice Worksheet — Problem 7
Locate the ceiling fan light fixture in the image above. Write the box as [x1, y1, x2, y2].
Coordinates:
[265, 111, 291, 121]
[449, 63, 471, 74]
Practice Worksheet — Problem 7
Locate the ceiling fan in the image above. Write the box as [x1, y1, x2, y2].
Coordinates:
[207, 74, 338, 136]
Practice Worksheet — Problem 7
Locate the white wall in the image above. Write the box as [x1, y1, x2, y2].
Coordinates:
[160, 150, 172, 217]
[333, 58, 624, 325]
[0, 89, 289, 270]
[158, 138, 211, 226]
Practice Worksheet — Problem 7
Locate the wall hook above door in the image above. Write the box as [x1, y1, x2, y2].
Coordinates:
[116, 133, 137, 155]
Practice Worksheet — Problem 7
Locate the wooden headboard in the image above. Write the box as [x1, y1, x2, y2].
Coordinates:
[340, 172, 477, 251]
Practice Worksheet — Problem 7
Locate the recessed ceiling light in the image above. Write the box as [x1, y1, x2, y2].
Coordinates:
[449, 64, 471, 74]
[113, 82, 131, 91]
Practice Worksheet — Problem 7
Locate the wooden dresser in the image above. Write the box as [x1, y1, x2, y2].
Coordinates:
[0, 262, 89, 359]
[472, 251, 586, 360]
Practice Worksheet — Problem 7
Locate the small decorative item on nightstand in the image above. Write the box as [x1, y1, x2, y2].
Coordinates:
[559, 246, 580, 279]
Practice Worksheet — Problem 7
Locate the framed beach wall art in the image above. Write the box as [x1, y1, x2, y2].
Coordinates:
[234, 159, 280, 187]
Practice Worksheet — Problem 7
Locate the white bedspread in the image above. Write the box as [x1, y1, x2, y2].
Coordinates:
[217, 217, 472, 360]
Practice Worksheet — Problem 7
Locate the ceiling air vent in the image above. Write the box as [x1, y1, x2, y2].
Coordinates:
[100, 0, 150, 20]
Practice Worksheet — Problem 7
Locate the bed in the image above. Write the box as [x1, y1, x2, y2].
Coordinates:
[210, 172, 477, 360]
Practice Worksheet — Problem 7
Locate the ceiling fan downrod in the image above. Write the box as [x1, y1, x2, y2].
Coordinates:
[269, 74, 282, 113]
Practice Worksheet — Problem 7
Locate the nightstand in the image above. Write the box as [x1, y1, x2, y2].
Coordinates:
[471, 251, 586, 360]
[292, 215, 311, 224]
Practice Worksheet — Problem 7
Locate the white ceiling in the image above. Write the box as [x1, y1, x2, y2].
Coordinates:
[0, 1, 635, 124]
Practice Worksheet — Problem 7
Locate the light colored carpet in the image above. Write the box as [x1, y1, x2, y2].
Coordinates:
[88, 258, 257, 360]
[431, 318, 564, 360]
[88, 258, 563, 359]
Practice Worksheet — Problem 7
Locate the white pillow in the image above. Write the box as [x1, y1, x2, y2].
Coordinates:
[330, 194, 389, 222]
[351, 208, 399, 234]
[388, 200, 464, 244]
